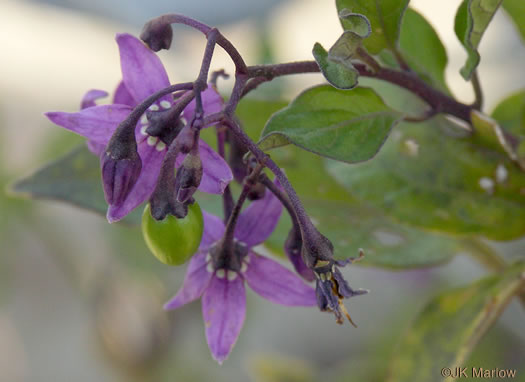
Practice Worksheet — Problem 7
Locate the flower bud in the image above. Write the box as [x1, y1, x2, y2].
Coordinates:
[176, 125, 197, 154]
[175, 152, 203, 203]
[101, 147, 142, 206]
[284, 227, 315, 281]
[140, 20, 173, 52]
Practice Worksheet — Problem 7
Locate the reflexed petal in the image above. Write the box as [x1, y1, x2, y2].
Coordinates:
[164, 252, 213, 310]
[106, 142, 164, 222]
[45, 105, 132, 144]
[116, 33, 170, 104]
[200, 211, 225, 250]
[113, 81, 136, 107]
[80, 89, 108, 109]
[86, 140, 106, 156]
[183, 85, 224, 122]
[202, 275, 246, 364]
[235, 179, 282, 246]
[244, 253, 316, 306]
[176, 139, 232, 194]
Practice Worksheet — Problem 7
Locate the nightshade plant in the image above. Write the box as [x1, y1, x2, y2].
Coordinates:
[10, 0, 525, 377]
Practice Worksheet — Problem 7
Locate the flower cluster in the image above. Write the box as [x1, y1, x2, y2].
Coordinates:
[46, 30, 367, 364]
[46, 34, 232, 223]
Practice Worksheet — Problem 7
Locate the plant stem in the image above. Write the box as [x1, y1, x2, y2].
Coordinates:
[471, 70, 483, 110]
[221, 116, 317, 240]
[222, 163, 265, 245]
[143, 14, 248, 74]
[259, 173, 299, 230]
[242, 61, 474, 124]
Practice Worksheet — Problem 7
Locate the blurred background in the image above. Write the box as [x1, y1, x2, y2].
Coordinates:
[1, 0, 525, 381]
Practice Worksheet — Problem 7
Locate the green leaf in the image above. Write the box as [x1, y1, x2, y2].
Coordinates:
[238, 99, 459, 268]
[326, 117, 525, 241]
[338, 10, 372, 38]
[312, 42, 359, 90]
[502, 0, 525, 41]
[387, 262, 525, 382]
[9, 145, 141, 224]
[336, 0, 409, 54]
[491, 90, 525, 135]
[471, 110, 525, 170]
[259, 85, 403, 163]
[455, 0, 503, 80]
[399, 8, 450, 93]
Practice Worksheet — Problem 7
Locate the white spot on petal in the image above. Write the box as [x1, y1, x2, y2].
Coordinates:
[206, 262, 214, 273]
[147, 136, 158, 146]
[495, 164, 508, 183]
[156, 141, 166, 151]
[160, 100, 171, 109]
[140, 125, 148, 136]
[243, 255, 251, 264]
[149, 104, 159, 111]
[240, 262, 248, 273]
[216, 269, 226, 279]
[479, 177, 495, 194]
[180, 117, 187, 125]
[140, 114, 148, 125]
[205, 253, 211, 263]
[227, 271, 237, 281]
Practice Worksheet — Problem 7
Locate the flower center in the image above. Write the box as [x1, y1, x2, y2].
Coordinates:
[138, 101, 186, 152]
[205, 240, 251, 280]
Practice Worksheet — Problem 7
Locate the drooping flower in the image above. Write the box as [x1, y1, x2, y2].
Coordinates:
[164, 184, 317, 364]
[45, 33, 232, 222]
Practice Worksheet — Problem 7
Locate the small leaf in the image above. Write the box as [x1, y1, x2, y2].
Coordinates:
[9, 145, 141, 224]
[259, 85, 403, 163]
[502, 0, 525, 41]
[387, 262, 525, 382]
[455, 0, 503, 80]
[399, 8, 450, 93]
[312, 42, 359, 90]
[326, 117, 525, 241]
[338, 10, 371, 38]
[336, 0, 409, 54]
[491, 90, 525, 135]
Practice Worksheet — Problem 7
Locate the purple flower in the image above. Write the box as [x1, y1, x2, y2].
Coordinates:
[164, 185, 317, 364]
[45, 33, 232, 222]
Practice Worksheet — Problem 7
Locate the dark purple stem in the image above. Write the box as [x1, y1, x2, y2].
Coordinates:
[221, 117, 317, 239]
[144, 14, 248, 75]
[243, 61, 474, 124]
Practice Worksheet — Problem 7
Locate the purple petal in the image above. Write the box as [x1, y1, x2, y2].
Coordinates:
[200, 211, 225, 250]
[80, 89, 108, 109]
[86, 140, 106, 155]
[106, 142, 164, 222]
[164, 252, 213, 310]
[202, 275, 246, 364]
[45, 104, 132, 144]
[113, 81, 136, 107]
[183, 85, 224, 122]
[244, 253, 317, 306]
[234, 179, 282, 247]
[116, 33, 171, 104]
[176, 139, 232, 194]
